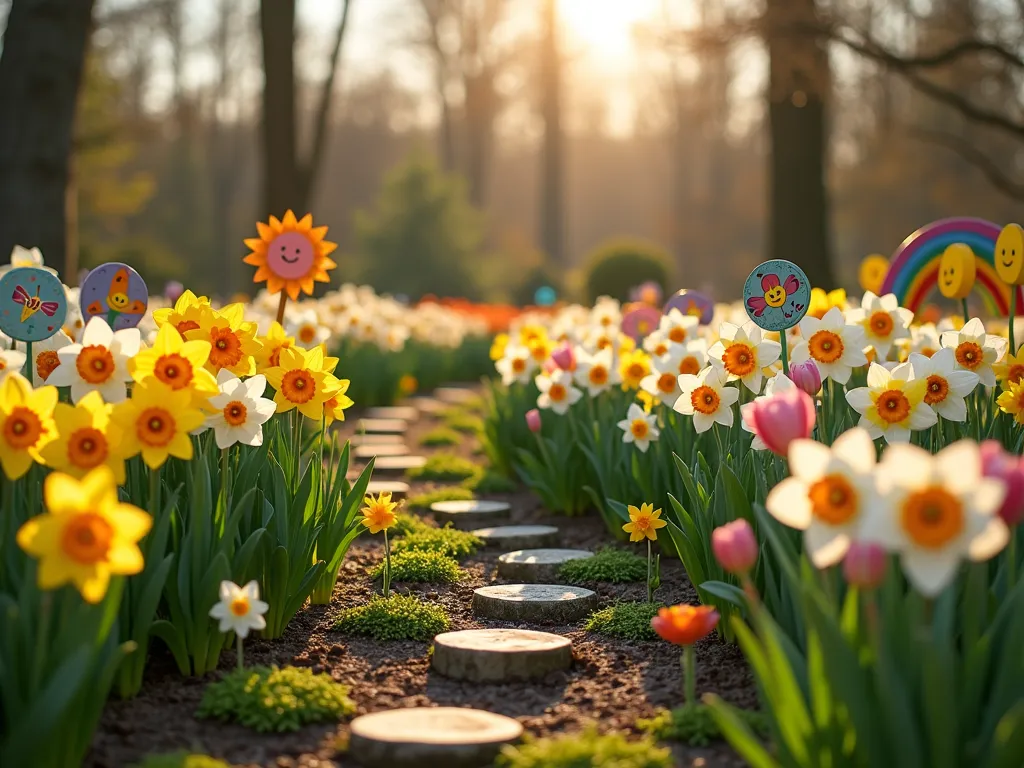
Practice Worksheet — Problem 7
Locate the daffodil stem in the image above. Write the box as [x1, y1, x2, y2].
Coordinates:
[149, 467, 160, 515]
[32, 592, 52, 695]
[682, 645, 696, 706]
[779, 331, 789, 376]
[291, 409, 301, 492]
[1011, 290, 1017, 356]
[1008, 532, 1018, 593]
[220, 447, 231, 516]
[647, 539, 654, 604]
[236, 633, 244, 671]
[382, 529, 391, 598]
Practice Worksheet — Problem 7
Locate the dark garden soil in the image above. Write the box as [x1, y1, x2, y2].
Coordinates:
[87, 388, 756, 768]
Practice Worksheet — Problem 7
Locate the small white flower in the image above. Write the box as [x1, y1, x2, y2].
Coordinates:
[47, 316, 140, 403]
[902, 323, 941, 360]
[496, 345, 536, 386]
[673, 365, 739, 433]
[791, 307, 868, 384]
[0, 348, 27, 382]
[862, 441, 1008, 597]
[617, 402, 659, 452]
[741, 372, 795, 451]
[574, 347, 619, 396]
[206, 370, 277, 449]
[640, 351, 683, 405]
[657, 309, 700, 345]
[708, 321, 781, 394]
[845, 291, 913, 361]
[535, 369, 582, 415]
[940, 317, 1007, 388]
[845, 362, 937, 443]
[766, 427, 879, 567]
[209, 580, 269, 638]
[0, 245, 58, 276]
[590, 297, 621, 329]
[28, 330, 73, 387]
[286, 307, 331, 349]
[907, 349, 979, 422]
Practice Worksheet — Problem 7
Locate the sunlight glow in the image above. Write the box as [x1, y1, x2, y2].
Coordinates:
[558, 0, 659, 60]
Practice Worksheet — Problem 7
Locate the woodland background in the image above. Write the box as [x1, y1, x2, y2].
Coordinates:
[1, 0, 1023, 303]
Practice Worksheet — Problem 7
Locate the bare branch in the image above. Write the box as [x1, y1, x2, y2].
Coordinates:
[911, 126, 1024, 200]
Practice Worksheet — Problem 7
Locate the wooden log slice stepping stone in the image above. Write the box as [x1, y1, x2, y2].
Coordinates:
[358, 418, 408, 434]
[349, 706, 523, 768]
[408, 396, 446, 415]
[497, 549, 593, 583]
[432, 628, 572, 682]
[364, 481, 409, 501]
[435, 387, 478, 405]
[366, 405, 419, 421]
[350, 434, 407, 448]
[371, 455, 428, 475]
[471, 524, 559, 550]
[430, 499, 510, 529]
[353, 443, 410, 459]
[473, 584, 598, 624]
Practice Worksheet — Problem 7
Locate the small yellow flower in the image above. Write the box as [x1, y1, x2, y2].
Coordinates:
[807, 288, 847, 320]
[361, 492, 398, 534]
[0, 373, 57, 480]
[398, 374, 418, 395]
[152, 290, 214, 338]
[622, 502, 667, 542]
[184, 303, 262, 377]
[263, 345, 341, 421]
[997, 380, 1024, 425]
[490, 334, 509, 362]
[16, 467, 151, 603]
[130, 323, 219, 407]
[40, 391, 129, 483]
[995, 348, 1024, 391]
[619, 349, 652, 391]
[255, 321, 296, 372]
[112, 380, 206, 469]
[323, 377, 354, 426]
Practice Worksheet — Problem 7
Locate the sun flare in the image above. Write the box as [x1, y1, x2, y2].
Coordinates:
[558, 0, 658, 59]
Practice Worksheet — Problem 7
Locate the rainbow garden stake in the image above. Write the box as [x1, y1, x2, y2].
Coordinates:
[995, 223, 1024, 355]
[742, 259, 810, 375]
[79, 262, 148, 330]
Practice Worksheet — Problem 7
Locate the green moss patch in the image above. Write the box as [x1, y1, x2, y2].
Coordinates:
[334, 594, 450, 641]
[407, 486, 475, 510]
[559, 547, 648, 584]
[373, 550, 463, 583]
[390, 511, 435, 536]
[132, 755, 230, 768]
[407, 453, 483, 483]
[496, 726, 671, 767]
[637, 703, 769, 746]
[419, 427, 463, 446]
[392, 526, 482, 560]
[585, 602, 661, 641]
[463, 470, 517, 493]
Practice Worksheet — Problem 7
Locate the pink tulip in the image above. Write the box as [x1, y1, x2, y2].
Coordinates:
[789, 360, 822, 397]
[525, 408, 542, 433]
[981, 441, 1024, 527]
[551, 343, 576, 372]
[746, 388, 816, 457]
[542, 357, 558, 374]
[712, 519, 758, 575]
[842, 541, 886, 589]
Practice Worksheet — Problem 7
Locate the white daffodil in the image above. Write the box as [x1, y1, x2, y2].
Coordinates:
[902, 322, 941, 360]
[28, 329, 73, 387]
[657, 308, 700, 346]
[209, 579, 269, 638]
[0, 348, 27, 382]
[286, 307, 331, 349]
[863, 441, 1008, 596]
[940, 317, 1007, 388]
[741, 372, 795, 451]
[846, 362, 937, 443]
[708, 321, 781, 394]
[574, 347, 619, 396]
[47, 316, 140, 403]
[206, 370, 277, 449]
[907, 349, 979, 422]
[672, 338, 708, 378]
[617, 402, 660, 453]
[640, 351, 683, 405]
[643, 329, 672, 358]
[790, 307, 868, 385]
[845, 291, 913, 361]
[535, 369, 582, 415]
[766, 427, 879, 567]
[0, 245, 58, 276]
[674, 365, 739, 433]
[496, 344, 537, 386]
[590, 297, 621, 329]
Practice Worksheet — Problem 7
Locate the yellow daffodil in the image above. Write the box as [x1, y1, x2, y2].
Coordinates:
[263, 345, 340, 420]
[16, 467, 151, 603]
[619, 349, 652, 391]
[807, 287, 847, 320]
[130, 323, 219, 408]
[398, 374, 418, 396]
[361, 491, 398, 534]
[255, 321, 296, 372]
[622, 502, 667, 542]
[0, 373, 57, 480]
[490, 333, 509, 361]
[152, 289, 214, 338]
[40, 391, 128, 483]
[997, 380, 1024, 425]
[323, 378, 354, 426]
[185, 303, 262, 377]
[995, 347, 1024, 391]
[112, 380, 206, 469]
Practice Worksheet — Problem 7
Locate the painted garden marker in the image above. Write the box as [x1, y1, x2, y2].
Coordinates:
[79, 262, 148, 330]
[472, 583, 598, 623]
[938, 243, 977, 320]
[497, 549, 593, 583]
[743, 259, 810, 374]
[859, 253, 889, 295]
[432, 628, 573, 682]
[663, 289, 714, 325]
[621, 304, 661, 341]
[0, 267, 68, 346]
[996, 223, 1024, 354]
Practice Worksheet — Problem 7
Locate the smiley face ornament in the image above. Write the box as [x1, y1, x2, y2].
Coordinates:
[0, 266, 68, 343]
[937, 243, 976, 300]
[743, 260, 811, 333]
[859, 254, 889, 295]
[995, 223, 1024, 286]
[243, 210, 338, 301]
[80, 262, 149, 330]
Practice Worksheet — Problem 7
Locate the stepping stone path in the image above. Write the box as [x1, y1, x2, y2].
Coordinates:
[472, 524, 560, 550]
[432, 628, 572, 682]
[430, 499, 510, 529]
[350, 434, 407, 447]
[408, 396, 447, 415]
[497, 549, 593, 583]
[353, 443, 410, 459]
[358, 418, 408, 434]
[473, 584, 598, 623]
[364, 480, 410, 501]
[349, 707, 523, 768]
[366, 405, 419, 421]
[371, 455, 428, 475]
[435, 387, 479, 405]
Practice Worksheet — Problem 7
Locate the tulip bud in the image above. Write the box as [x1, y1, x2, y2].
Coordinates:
[550, 342, 576, 372]
[712, 519, 758, 575]
[981, 440, 1024, 527]
[842, 541, 886, 589]
[165, 280, 185, 303]
[525, 408, 542, 433]
[789, 360, 822, 397]
[745, 388, 816, 457]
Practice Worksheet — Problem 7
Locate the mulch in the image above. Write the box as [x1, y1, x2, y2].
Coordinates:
[87, 390, 756, 768]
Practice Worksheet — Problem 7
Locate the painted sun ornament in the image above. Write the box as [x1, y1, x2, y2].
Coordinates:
[243, 210, 337, 300]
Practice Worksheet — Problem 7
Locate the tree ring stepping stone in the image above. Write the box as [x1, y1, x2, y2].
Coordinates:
[497, 549, 593, 583]
[473, 584, 598, 623]
[354, 443, 410, 459]
[364, 481, 409, 501]
[372, 455, 427, 475]
[471, 525, 559, 550]
[409, 396, 446, 415]
[431, 499, 510, 529]
[359, 418, 408, 434]
[349, 706, 523, 768]
[350, 434, 407, 448]
[435, 387, 478, 405]
[366, 405, 419, 421]
[432, 628, 572, 682]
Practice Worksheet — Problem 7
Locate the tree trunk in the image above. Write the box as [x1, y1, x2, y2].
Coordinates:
[538, 0, 564, 267]
[260, 0, 299, 215]
[0, 0, 96, 280]
[765, 0, 834, 290]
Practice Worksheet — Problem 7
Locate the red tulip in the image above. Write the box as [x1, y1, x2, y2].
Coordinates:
[651, 604, 719, 646]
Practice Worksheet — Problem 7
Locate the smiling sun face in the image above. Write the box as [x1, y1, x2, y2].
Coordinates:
[996, 223, 1024, 286]
[243, 210, 338, 300]
[938, 243, 976, 300]
[764, 285, 786, 307]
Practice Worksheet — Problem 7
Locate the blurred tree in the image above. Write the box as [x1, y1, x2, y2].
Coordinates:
[0, 0, 96, 277]
[353, 149, 483, 299]
[538, 0, 564, 266]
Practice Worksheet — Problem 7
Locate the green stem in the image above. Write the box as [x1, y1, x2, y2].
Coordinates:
[291, 409, 302, 492]
[382, 529, 391, 598]
[220, 447, 231, 517]
[1008, 531, 1018, 595]
[647, 538, 653, 604]
[961, 297, 970, 327]
[683, 645, 696, 706]
[779, 330, 789, 376]
[1011, 290, 1017, 357]
[236, 632, 244, 671]
[148, 467, 160, 515]
[31, 592, 53, 694]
